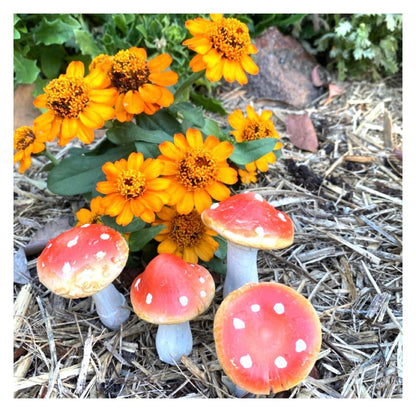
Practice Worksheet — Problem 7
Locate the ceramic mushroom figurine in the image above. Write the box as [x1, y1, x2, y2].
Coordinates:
[201, 191, 294, 297]
[213, 282, 322, 396]
[130, 253, 215, 365]
[37, 223, 130, 330]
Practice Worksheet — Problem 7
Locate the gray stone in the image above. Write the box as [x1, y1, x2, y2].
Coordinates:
[245, 27, 329, 108]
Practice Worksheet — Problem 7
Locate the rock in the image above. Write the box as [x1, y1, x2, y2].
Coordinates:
[14, 84, 41, 129]
[245, 26, 329, 108]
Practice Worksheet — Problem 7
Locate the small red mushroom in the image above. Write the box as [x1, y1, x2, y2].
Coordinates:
[130, 253, 215, 365]
[213, 282, 322, 395]
[37, 224, 130, 329]
[201, 191, 294, 297]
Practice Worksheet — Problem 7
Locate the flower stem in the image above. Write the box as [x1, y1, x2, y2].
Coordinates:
[41, 149, 59, 166]
[174, 70, 205, 102]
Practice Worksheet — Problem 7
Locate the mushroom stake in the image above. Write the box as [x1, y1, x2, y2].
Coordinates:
[214, 282, 322, 395]
[201, 191, 294, 297]
[37, 224, 130, 330]
[130, 253, 215, 365]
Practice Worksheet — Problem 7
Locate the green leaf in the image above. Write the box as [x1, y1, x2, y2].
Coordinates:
[106, 120, 173, 145]
[47, 143, 136, 196]
[14, 54, 40, 84]
[170, 101, 205, 128]
[39, 45, 65, 79]
[229, 138, 278, 166]
[74, 29, 102, 57]
[100, 216, 146, 233]
[190, 91, 227, 115]
[128, 225, 165, 252]
[136, 109, 182, 135]
[35, 16, 81, 45]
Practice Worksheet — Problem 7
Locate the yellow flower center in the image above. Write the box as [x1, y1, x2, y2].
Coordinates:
[117, 169, 147, 199]
[241, 119, 274, 141]
[168, 210, 206, 249]
[45, 77, 89, 119]
[209, 17, 251, 61]
[178, 147, 217, 190]
[110, 49, 150, 93]
[14, 127, 36, 151]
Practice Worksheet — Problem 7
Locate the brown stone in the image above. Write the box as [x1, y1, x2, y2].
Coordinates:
[245, 26, 329, 108]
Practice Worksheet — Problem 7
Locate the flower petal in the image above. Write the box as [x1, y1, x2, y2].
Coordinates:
[66, 61, 85, 78]
[139, 83, 162, 103]
[123, 90, 145, 114]
[194, 190, 212, 213]
[211, 141, 234, 162]
[186, 128, 203, 148]
[148, 71, 178, 87]
[148, 53, 172, 72]
[159, 141, 184, 161]
[216, 166, 238, 184]
[158, 238, 179, 255]
[206, 181, 231, 201]
[176, 191, 194, 215]
[79, 107, 104, 129]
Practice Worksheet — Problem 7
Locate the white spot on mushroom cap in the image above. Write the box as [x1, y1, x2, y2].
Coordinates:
[200, 290, 207, 298]
[254, 226, 265, 237]
[179, 296, 188, 307]
[274, 303, 285, 314]
[254, 193, 264, 202]
[296, 339, 307, 352]
[278, 212, 287, 222]
[240, 354, 253, 369]
[67, 236, 79, 248]
[210, 202, 219, 209]
[199, 277, 205, 284]
[233, 318, 245, 329]
[100, 233, 110, 240]
[274, 356, 287, 369]
[62, 262, 72, 275]
[95, 251, 106, 259]
[81, 224, 90, 228]
[146, 293, 152, 304]
[251, 304, 260, 312]
[134, 278, 141, 291]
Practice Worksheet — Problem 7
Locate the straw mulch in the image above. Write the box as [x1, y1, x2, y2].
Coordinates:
[13, 76, 403, 399]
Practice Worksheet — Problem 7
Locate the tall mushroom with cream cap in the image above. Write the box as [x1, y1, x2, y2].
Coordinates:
[214, 282, 322, 396]
[37, 223, 130, 330]
[201, 191, 294, 297]
[130, 253, 215, 365]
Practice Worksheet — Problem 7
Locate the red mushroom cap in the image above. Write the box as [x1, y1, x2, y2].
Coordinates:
[37, 224, 129, 299]
[201, 192, 294, 250]
[213, 282, 321, 395]
[130, 253, 215, 325]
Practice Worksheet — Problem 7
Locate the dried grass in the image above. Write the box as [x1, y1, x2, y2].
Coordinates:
[13, 76, 403, 399]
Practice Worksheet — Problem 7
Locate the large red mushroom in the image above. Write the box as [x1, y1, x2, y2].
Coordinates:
[130, 253, 215, 365]
[214, 282, 322, 395]
[37, 223, 130, 330]
[201, 191, 294, 297]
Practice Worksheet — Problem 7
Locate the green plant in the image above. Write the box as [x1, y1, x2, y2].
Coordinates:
[315, 14, 402, 81]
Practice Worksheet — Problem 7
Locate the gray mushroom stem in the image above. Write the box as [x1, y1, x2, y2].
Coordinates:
[92, 283, 130, 330]
[155, 322, 193, 365]
[223, 242, 258, 298]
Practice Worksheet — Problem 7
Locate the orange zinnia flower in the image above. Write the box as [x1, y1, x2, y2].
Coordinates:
[183, 14, 259, 85]
[158, 128, 238, 215]
[33, 61, 117, 146]
[75, 196, 107, 226]
[13, 125, 48, 173]
[153, 205, 219, 263]
[228, 105, 283, 172]
[107, 47, 178, 122]
[238, 166, 258, 184]
[96, 152, 170, 226]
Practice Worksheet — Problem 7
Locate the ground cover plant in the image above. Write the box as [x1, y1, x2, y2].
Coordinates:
[13, 13, 402, 398]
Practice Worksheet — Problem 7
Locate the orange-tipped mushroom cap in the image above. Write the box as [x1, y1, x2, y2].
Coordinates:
[130, 253, 215, 325]
[37, 224, 129, 299]
[214, 282, 321, 395]
[201, 192, 294, 250]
